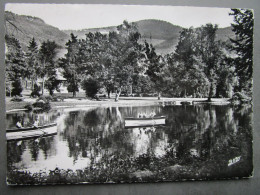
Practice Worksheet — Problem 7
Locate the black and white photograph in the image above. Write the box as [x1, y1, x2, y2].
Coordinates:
[4, 4, 253, 185]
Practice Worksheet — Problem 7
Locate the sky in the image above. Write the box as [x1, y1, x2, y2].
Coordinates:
[5, 4, 234, 30]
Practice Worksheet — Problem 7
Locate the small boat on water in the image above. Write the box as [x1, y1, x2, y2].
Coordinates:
[6, 123, 57, 141]
[124, 116, 166, 127]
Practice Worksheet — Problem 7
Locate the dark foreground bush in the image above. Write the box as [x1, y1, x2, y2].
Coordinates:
[33, 98, 51, 111]
[24, 103, 33, 111]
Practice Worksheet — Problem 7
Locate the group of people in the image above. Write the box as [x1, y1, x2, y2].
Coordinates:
[16, 116, 40, 129]
[138, 111, 156, 118]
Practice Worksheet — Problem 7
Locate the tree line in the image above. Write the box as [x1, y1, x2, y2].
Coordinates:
[5, 9, 253, 102]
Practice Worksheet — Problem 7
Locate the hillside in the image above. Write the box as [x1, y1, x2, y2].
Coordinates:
[64, 19, 234, 55]
[216, 26, 235, 41]
[64, 19, 183, 55]
[5, 11, 69, 56]
[5, 12, 235, 56]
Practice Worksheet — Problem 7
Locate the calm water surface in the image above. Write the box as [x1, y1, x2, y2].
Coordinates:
[6, 104, 253, 183]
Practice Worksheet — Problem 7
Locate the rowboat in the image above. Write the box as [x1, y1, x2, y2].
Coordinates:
[124, 116, 166, 127]
[6, 123, 57, 141]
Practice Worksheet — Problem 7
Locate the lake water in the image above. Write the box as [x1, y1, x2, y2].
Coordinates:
[6, 104, 253, 184]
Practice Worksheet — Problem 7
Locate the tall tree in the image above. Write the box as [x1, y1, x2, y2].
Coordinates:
[229, 9, 253, 94]
[25, 37, 39, 90]
[109, 21, 146, 101]
[5, 35, 26, 96]
[195, 24, 223, 101]
[38, 40, 59, 95]
[60, 33, 81, 97]
[144, 41, 165, 99]
[164, 28, 210, 98]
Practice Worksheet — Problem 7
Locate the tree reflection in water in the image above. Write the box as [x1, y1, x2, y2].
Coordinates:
[7, 105, 253, 184]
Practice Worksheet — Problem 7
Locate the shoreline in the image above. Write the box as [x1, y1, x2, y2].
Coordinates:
[5, 97, 231, 112]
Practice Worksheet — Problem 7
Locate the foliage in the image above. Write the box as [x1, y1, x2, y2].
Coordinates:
[30, 83, 41, 97]
[59, 33, 80, 97]
[25, 37, 39, 85]
[164, 25, 224, 99]
[11, 79, 23, 96]
[81, 78, 101, 98]
[164, 28, 209, 97]
[45, 75, 61, 95]
[5, 35, 26, 81]
[24, 103, 33, 111]
[37, 95, 52, 102]
[144, 41, 165, 96]
[132, 75, 154, 95]
[33, 100, 51, 111]
[229, 9, 253, 95]
[5, 35, 26, 96]
[38, 40, 59, 95]
[194, 24, 224, 100]
[59, 21, 147, 101]
[5, 16, 252, 101]
[230, 92, 252, 105]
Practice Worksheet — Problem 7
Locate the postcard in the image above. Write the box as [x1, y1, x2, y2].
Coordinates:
[4, 4, 253, 185]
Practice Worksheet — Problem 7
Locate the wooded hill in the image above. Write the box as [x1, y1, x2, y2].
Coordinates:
[5, 11, 69, 57]
[5, 11, 235, 56]
[64, 19, 235, 55]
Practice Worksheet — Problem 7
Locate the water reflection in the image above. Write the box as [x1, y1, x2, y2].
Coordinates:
[7, 105, 253, 183]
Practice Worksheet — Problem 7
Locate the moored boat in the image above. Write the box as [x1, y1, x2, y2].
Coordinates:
[125, 116, 166, 127]
[6, 123, 57, 141]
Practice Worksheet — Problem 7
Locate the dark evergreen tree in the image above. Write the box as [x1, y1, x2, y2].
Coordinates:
[25, 37, 39, 91]
[229, 9, 253, 95]
[5, 35, 26, 96]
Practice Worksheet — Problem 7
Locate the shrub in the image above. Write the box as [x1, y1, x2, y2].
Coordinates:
[36, 96, 52, 103]
[31, 84, 41, 97]
[82, 78, 100, 98]
[24, 103, 33, 111]
[33, 97, 51, 111]
[33, 101, 51, 111]
[11, 80, 23, 96]
[44, 95, 54, 102]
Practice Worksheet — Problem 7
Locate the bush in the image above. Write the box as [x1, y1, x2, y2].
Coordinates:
[33, 96, 52, 111]
[36, 96, 52, 103]
[82, 78, 100, 98]
[44, 95, 54, 102]
[11, 80, 23, 96]
[33, 101, 51, 111]
[30, 84, 41, 98]
[24, 103, 33, 111]
[11, 96, 23, 102]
